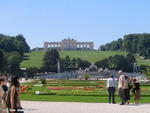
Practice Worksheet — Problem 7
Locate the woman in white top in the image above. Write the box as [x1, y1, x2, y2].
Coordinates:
[118, 70, 126, 105]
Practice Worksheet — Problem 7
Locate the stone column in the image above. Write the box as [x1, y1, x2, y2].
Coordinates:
[78, 44, 80, 50]
[56, 43, 58, 49]
[60, 42, 63, 50]
[85, 44, 88, 51]
[48, 44, 50, 48]
[89, 42, 94, 51]
[82, 43, 84, 51]
[44, 42, 48, 51]
[87, 44, 90, 50]
[83, 44, 85, 51]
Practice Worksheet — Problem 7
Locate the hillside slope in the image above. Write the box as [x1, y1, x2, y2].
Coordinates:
[21, 51, 150, 68]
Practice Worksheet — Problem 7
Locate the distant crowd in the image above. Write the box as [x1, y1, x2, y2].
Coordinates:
[0, 75, 22, 113]
[106, 70, 140, 105]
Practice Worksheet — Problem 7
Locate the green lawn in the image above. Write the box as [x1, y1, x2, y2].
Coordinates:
[21, 95, 150, 103]
[136, 56, 150, 66]
[21, 80, 150, 103]
[21, 51, 150, 68]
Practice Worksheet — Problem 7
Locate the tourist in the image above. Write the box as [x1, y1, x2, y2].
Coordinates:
[7, 76, 23, 113]
[124, 76, 132, 104]
[132, 78, 140, 104]
[118, 70, 126, 105]
[2, 75, 9, 94]
[106, 74, 116, 104]
[0, 76, 8, 113]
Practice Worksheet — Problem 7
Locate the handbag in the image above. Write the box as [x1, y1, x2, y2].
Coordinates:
[0, 97, 7, 109]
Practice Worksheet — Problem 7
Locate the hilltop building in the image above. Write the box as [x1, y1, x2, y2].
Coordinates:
[44, 38, 94, 51]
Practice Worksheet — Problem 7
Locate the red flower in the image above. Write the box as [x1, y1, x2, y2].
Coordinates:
[81, 88, 95, 91]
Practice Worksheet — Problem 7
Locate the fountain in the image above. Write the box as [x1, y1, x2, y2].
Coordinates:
[133, 62, 139, 74]
[77, 64, 112, 80]
[57, 60, 61, 73]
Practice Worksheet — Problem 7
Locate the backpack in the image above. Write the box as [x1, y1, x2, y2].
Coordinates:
[5, 86, 18, 109]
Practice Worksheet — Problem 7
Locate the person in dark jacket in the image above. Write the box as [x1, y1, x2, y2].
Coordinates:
[124, 76, 133, 104]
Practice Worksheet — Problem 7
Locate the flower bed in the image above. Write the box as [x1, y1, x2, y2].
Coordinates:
[20, 86, 30, 93]
[81, 88, 96, 91]
[48, 87, 65, 90]
[96, 85, 105, 88]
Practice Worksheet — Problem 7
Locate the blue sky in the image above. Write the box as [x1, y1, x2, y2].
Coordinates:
[0, 0, 150, 49]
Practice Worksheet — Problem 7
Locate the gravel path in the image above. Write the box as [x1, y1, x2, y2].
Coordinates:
[21, 101, 150, 113]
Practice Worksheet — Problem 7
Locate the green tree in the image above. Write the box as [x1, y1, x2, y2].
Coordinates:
[83, 74, 90, 80]
[0, 37, 17, 52]
[15, 34, 30, 54]
[0, 50, 4, 71]
[60, 56, 71, 71]
[71, 57, 77, 69]
[76, 58, 91, 69]
[145, 67, 150, 78]
[99, 33, 150, 58]
[5, 52, 22, 75]
[65, 55, 71, 68]
[108, 55, 127, 71]
[26, 67, 38, 78]
[95, 58, 108, 69]
[43, 49, 60, 72]
[126, 53, 136, 64]
[0, 34, 30, 55]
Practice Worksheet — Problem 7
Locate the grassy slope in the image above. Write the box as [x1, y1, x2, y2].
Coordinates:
[21, 51, 150, 68]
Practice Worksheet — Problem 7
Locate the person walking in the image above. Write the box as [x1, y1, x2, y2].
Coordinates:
[106, 74, 116, 104]
[118, 70, 126, 105]
[124, 76, 132, 104]
[132, 78, 140, 104]
[7, 76, 23, 113]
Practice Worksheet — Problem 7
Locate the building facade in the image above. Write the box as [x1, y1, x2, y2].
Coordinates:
[44, 38, 94, 51]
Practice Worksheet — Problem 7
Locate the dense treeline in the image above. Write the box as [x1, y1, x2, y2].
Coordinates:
[100, 33, 150, 58]
[60, 56, 91, 71]
[0, 34, 30, 55]
[95, 53, 136, 72]
[0, 34, 30, 75]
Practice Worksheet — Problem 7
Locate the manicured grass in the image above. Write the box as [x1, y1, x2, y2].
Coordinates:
[21, 94, 111, 103]
[136, 56, 150, 66]
[21, 51, 45, 68]
[59, 51, 126, 63]
[20, 94, 117, 103]
[21, 94, 150, 103]
[21, 80, 150, 103]
[21, 51, 150, 68]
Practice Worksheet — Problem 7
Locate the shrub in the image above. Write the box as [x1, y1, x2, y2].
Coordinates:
[83, 74, 90, 80]
[40, 78, 47, 84]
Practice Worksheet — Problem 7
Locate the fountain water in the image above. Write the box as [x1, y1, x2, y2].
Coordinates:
[133, 62, 139, 73]
[57, 60, 61, 73]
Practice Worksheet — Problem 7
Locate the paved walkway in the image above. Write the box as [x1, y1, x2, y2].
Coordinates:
[21, 101, 150, 113]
